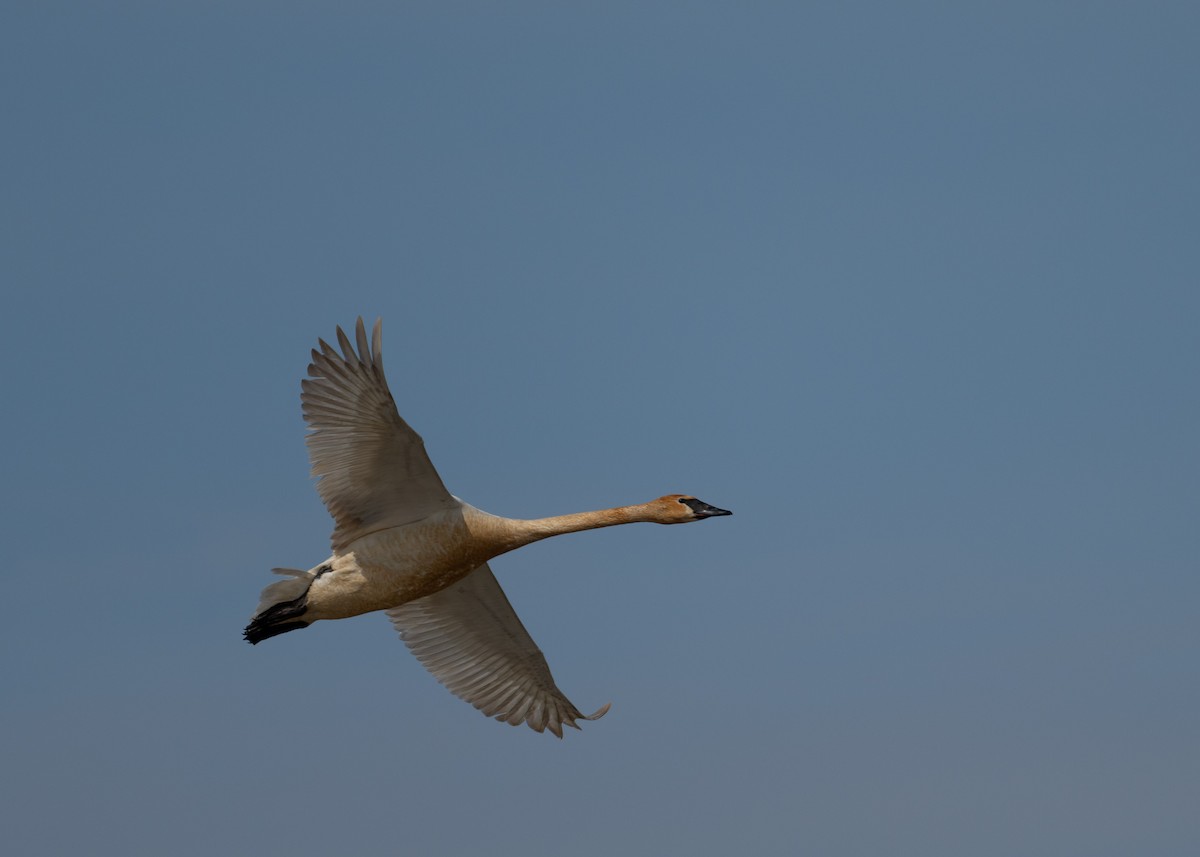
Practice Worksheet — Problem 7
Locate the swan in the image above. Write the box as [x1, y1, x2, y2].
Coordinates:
[244, 318, 731, 737]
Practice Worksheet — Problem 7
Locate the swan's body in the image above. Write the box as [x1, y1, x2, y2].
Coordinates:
[245, 318, 730, 737]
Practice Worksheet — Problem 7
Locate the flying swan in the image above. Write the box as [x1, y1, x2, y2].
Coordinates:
[244, 318, 731, 736]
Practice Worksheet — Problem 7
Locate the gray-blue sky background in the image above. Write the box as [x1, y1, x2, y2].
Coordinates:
[3, 4, 1197, 855]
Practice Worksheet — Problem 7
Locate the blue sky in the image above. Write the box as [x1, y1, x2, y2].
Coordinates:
[3, 4, 1197, 855]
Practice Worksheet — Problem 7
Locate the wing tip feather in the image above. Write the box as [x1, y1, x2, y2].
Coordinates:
[582, 701, 612, 721]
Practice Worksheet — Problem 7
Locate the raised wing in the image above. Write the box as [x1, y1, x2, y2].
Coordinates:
[386, 564, 610, 737]
[302, 317, 458, 550]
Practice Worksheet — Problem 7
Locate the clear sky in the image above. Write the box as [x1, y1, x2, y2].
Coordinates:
[3, 4, 1197, 856]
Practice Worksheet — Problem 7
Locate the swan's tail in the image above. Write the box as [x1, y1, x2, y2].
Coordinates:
[243, 567, 315, 645]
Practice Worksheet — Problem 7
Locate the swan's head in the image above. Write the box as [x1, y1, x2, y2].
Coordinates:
[650, 494, 733, 524]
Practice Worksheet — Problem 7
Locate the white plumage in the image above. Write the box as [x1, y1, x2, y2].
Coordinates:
[245, 318, 730, 737]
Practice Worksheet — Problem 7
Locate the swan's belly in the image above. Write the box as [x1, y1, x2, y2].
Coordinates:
[307, 509, 502, 620]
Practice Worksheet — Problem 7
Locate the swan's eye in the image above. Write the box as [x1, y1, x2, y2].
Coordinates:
[677, 497, 689, 504]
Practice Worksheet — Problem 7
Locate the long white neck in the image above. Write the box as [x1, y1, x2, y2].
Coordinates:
[463, 502, 657, 555]
[515, 503, 658, 541]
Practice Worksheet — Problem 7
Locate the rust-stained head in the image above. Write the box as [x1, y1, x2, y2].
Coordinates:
[645, 494, 733, 524]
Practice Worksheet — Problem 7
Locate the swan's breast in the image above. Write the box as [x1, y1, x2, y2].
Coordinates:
[304, 504, 525, 621]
